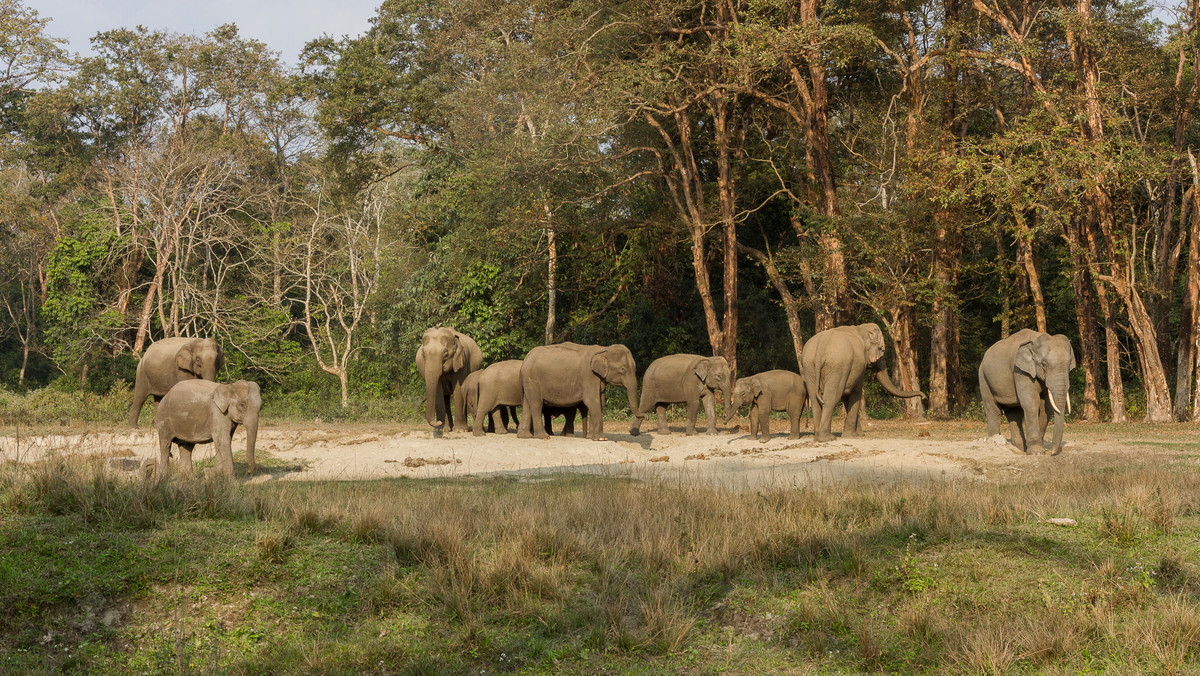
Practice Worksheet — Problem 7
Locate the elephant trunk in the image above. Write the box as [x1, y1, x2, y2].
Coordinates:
[424, 362, 444, 428]
[874, 366, 924, 399]
[244, 409, 258, 475]
[1048, 378, 1068, 454]
[723, 396, 740, 425]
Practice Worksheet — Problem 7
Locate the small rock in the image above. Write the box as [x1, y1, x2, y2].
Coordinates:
[1045, 518, 1077, 527]
[918, 431, 930, 438]
[649, 455, 670, 463]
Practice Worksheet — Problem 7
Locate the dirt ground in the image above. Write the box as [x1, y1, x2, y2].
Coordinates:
[3, 415, 1196, 487]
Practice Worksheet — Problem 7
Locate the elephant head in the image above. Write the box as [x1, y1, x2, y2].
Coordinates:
[856, 323, 924, 401]
[723, 376, 760, 424]
[1015, 334, 1076, 454]
[176, 338, 224, 380]
[587, 345, 642, 433]
[212, 380, 261, 475]
[419, 327, 468, 428]
[695, 356, 732, 413]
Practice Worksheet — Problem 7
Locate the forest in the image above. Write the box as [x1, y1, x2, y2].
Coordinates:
[0, 0, 1197, 424]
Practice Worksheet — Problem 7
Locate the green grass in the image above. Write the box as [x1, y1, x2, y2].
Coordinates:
[3, 453, 1200, 673]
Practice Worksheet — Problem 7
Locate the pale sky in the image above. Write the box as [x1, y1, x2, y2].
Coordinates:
[29, 0, 383, 65]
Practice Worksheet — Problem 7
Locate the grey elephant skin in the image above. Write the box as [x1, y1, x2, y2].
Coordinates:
[979, 329, 1076, 454]
[802, 323, 924, 442]
[154, 379, 261, 477]
[517, 342, 642, 440]
[129, 337, 225, 427]
[632, 354, 730, 435]
[723, 370, 808, 442]
[465, 360, 586, 436]
[415, 327, 483, 432]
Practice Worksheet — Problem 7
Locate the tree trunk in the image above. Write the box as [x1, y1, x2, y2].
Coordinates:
[1178, 152, 1200, 420]
[713, 93, 738, 377]
[889, 304, 924, 419]
[1070, 244, 1102, 423]
[1014, 222, 1047, 333]
[1097, 283, 1127, 422]
[739, 243, 805, 368]
[545, 224, 557, 345]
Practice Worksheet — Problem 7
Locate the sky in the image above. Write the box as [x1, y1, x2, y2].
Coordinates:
[29, 0, 383, 65]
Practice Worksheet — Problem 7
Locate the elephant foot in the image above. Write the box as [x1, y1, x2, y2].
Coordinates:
[789, 433, 800, 440]
[495, 428, 508, 435]
[517, 431, 533, 439]
[758, 437, 769, 444]
[685, 430, 696, 437]
[814, 433, 835, 443]
[706, 429, 718, 435]
[657, 425, 669, 435]
[472, 430, 484, 437]
[629, 428, 641, 437]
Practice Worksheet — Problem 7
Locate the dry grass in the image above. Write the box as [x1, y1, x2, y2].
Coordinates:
[5, 440, 1200, 672]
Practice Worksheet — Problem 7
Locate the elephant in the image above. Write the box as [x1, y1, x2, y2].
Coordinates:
[722, 370, 808, 442]
[466, 360, 588, 436]
[154, 379, 261, 477]
[802, 323, 925, 442]
[415, 327, 483, 433]
[129, 337, 225, 427]
[631, 354, 731, 435]
[517, 342, 642, 440]
[978, 329, 1076, 454]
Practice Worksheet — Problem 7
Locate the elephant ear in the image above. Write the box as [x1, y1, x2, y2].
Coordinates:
[752, 379, 765, 398]
[694, 360, 711, 384]
[864, 324, 886, 364]
[214, 342, 226, 372]
[449, 335, 466, 371]
[1015, 341, 1041, 380]
[176, 343, 196, 375]
[212, 384, 232, 414]
[590, 350, 610, 380]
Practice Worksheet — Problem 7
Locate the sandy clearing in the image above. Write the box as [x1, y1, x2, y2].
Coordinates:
[0, 416, 1145, 488]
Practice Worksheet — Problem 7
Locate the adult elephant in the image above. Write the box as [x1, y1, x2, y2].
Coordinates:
[129, 337, 225, 427]
[631, 354, 731, 436]
[978, 329, 1076, 454]
[517, 342, 642, 440]
[415, 327, 483, 433]
[802, 323, 925, 442]
[154, 379, 261, 477]
[467, 360, 590, 436]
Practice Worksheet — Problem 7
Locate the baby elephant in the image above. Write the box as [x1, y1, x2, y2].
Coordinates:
[723, 370, 808, 443]
[154, 379, 261, 477]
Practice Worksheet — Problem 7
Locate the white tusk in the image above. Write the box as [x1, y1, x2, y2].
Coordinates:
[1047, 389, 1063, 416]
[1067, 390, 1072, 416]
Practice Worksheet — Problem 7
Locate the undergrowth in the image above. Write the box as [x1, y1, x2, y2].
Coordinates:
[2, 455, 1200, 673]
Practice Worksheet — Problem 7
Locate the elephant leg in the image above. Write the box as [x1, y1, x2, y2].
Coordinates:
[517, 405, 533, 438]
[1008, 408, 1027, 451]
[158, 433, 174, 475]
[452, 383, 468, 433]
[215, 429, 235, 478]
[1017, 387, 1045, 453]
[748, 403, 759, 439]
[788, 398, 802, 439]
[1037, 400, 1051, 451]
[702, 392, 717, 435]
[443, 392, 457, 432]
[129, 379, 152, 427]
[500, 406, 512, 432]
[178, 443, 195, 476]
[980, 382, 1003, 437]
[562, 409, 576, 436]
[585, 393, 605, 440]
[815, 371, 848, 442]
[490, 409, 506, 434]
[685, 398, 699, 436]
[757, 395, 773, 443]
[581, 406, 590, 437]
[528, 396, 549, 439]
[542, 410, 556, 436]
[843, 383, 865, 438]
[656, 405, 669, 434]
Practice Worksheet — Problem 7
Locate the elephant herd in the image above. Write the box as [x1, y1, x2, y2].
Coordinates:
[417, 322, 1076, 455]
[128, 322, 1077, 478]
